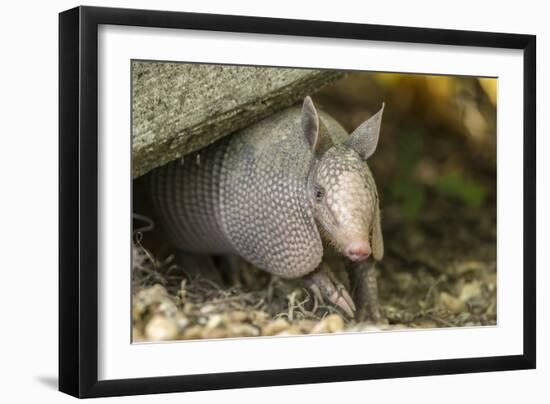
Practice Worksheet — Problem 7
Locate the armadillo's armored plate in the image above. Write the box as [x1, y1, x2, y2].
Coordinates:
[151, 105, 354, 278]
[220, 107, 325, 278]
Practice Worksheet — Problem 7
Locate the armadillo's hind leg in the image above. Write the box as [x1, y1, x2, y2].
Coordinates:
[174, 251, 224, 286]
[304, 263, 356, 318]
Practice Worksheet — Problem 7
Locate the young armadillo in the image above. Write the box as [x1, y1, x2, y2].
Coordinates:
[151, 97, 384, 317]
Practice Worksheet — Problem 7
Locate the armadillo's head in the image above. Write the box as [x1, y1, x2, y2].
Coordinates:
[302, 96, 385, 262]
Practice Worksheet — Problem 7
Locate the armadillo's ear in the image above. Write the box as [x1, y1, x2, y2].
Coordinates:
[302, 96, 331, 157]
[371, 205, 384, 261]
[346, 103, 385, 160]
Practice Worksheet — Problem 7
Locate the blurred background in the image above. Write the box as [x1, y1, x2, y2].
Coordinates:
[312, 72, 497, 327]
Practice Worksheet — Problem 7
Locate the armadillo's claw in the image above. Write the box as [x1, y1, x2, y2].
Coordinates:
[304, 265, 356, 318]
[329, 287, 356, 318]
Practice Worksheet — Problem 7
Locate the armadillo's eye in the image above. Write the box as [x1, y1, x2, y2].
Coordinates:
[314, 187, 325, 202]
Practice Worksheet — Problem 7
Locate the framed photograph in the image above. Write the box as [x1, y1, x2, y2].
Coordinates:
[59, 6, 536, 398]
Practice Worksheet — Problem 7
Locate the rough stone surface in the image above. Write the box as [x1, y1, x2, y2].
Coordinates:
[132, 61, 346, 178]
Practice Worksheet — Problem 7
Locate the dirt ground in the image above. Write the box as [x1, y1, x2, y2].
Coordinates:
[132, 72, 497, 342]
[131, 193, 496, 342]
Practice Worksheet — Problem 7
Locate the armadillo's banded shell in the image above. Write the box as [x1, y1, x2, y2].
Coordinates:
[151, 138, 236, 255]
[151, 107, 326, 278]
[219, 109, 323, 278]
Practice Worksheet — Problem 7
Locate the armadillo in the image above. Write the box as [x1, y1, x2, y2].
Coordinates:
[151, 96, 384, 318]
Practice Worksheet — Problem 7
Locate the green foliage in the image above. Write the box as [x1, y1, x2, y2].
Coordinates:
[391, 177, 425, 222]
[391, 129, 425, 222]
[390, 130, 488, 221]
[434, 172, 487, 207]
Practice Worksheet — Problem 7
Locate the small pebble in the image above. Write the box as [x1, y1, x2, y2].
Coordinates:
[183, 302, 195, 315]
[145, 315, 179, 341]
[296, 320, 317, 333]
[310, 314, 344, 334]
[200, 304, 216, 314]
[227, 311, 249, 322]
[261, 318, 289, 335]
[182, 325, 203, 340]
[206, 314, 223, 329]
[359, 324, 383, 332]
[414, 321, 438, 329]
[439, 291, 466, 314]
[459, 281, 482, 302]
[251, 310, 270, 323]
[201, 328, 227, 339]
[275, 326, 303, 336]
[133, 284, 176, 319]
[158, 300, 177, 317]
[226, 324, 260, 338]
[175, 313, 190, 330]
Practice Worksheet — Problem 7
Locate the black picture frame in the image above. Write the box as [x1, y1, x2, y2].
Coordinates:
[59, 5, 536, 398]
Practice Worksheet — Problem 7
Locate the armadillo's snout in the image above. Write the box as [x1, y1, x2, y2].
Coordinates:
[346, 241, 371, 262]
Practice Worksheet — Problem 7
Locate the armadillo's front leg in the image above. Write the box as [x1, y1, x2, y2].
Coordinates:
[349, 259, 382, 323]
[304, 263, 356, 318]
